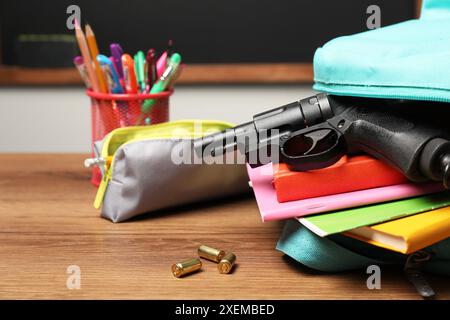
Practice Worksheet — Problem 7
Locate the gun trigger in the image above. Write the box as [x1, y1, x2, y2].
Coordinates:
[280, 126, 346, 172]
[303, 129, 334, 155]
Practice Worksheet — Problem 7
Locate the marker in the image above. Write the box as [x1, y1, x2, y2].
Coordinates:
[121, 54, 138, 94]
[97, 54, 123, 94]
[156, 39, 173, 78]
[122, 54, 141, 123]
[145, 48, 157, 91]
[141, 53, 181, 113]
[73, 56, 91, 89]
[110, 56, 125, 90]
[167, 63, 184, 88]
[97, 54, 128, 127]
[134, 50, 146, 92]
[156, 51, 167, 78]
[110, 43, 124, 79]
[85, 24, 108, 93]
[74, 19, 99, 92]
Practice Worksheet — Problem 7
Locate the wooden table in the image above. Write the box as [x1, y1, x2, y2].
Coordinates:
[0, 154, 449, 299]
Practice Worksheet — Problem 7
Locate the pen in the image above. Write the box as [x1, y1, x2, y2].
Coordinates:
[134, 50, 146, 92]
[145, 48, 157, 91]
[156, 40, 173, 78]
[121, 54, 138, 94]
[85, 24, 108, 93]
[74, 20, 99, 92]
[121, 53, 141, 123]
[156, 51, 167, 78]
[73, 56, 91, 89]
[167, 63, 184, 89]
[141, 53, 181, 114]
[97, 54, 123, 94]
[97, 54, 128, 127]
[110, 43, 124, 80]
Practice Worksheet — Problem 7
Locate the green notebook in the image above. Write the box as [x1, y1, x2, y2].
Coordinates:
[299, 192, 450, 237]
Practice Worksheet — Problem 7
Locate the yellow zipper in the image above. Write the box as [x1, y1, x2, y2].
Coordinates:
[93, 120, 234, 209]
[94, 168, 112, 209]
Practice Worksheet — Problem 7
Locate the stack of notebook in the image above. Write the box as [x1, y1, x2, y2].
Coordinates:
[248, 155, 450, 254]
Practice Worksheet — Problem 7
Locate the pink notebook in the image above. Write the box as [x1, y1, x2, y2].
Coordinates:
[247, 163, 444, 222]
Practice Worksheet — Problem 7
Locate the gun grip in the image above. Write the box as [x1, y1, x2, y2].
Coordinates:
[280, 126, 346, 171]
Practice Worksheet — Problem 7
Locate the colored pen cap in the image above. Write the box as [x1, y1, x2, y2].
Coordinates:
[73, 55, 84, 66]
[156, 51, 168, 78]
[73, 56, 91, 88]
[97, 54, 123, 93]
[134, 50, 146, 89]
[97, 54, 111, 65]
[121, 53, 138, 93]
[146, 48, 157, 86]
[146, 48, 156, 62]
[161, 53, 181, 81]
[170, 53, 181, 64]
[110, 43, 124, 78]
[136, 50, 145, 61]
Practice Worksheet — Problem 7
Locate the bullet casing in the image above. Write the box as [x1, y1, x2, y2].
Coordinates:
[218, 252, 237, 274]
[172, 258, 202, 278]
[198, 245, 226, 263]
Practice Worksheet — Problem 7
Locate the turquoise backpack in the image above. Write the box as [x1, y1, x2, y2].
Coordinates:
[277, 0, 450, 298]
[277, 220, 450, 273]
[314, 0, 450, 103]
[277, 221, 450, 298]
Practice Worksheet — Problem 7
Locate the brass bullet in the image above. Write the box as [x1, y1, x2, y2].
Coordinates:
[171, 258, 202, 278]
[198, 245, 226, 263]
[218, 252, 237, 274]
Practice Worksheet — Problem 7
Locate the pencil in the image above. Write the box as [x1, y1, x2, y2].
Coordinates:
[74, 20, 99, 92]
[85, 24, 108, 93]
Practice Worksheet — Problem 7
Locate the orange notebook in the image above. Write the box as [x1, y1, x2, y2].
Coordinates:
[273, 155, 409, 203]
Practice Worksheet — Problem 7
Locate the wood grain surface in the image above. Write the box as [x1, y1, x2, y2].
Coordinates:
[0, 154, 448, 300]
[0, 63, 313, 86]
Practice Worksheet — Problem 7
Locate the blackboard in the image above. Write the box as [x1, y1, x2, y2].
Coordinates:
[1, 0, 417, 66]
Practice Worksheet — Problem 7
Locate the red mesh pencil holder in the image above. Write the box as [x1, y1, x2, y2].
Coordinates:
[86, 90, 172, 186]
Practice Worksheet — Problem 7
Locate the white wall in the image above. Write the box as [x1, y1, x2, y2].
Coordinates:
[0, 85, 314, 152]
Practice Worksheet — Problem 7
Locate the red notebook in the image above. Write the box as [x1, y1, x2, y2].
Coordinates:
[273, 155, 409, 203]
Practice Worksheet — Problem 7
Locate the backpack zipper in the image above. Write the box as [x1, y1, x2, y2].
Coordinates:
[404, 251, 435, 298]
[313, 82, 450, 103]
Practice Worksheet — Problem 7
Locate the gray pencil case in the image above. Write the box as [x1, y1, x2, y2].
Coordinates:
[90, 120, 249, 223]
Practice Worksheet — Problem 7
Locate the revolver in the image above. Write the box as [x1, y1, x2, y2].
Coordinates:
[193, 93, 450, 188]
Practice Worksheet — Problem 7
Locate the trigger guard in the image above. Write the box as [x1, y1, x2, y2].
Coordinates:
[280, 128, 346, 172]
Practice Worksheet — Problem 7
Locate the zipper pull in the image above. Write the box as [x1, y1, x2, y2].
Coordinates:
[84, 157, 107, 168]
[404, 251, 435, 299]
[93, 169, 111, 209]
[84, 156, 112, 168]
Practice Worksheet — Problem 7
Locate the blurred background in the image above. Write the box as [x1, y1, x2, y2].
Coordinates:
[0, 0, 418, 152]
